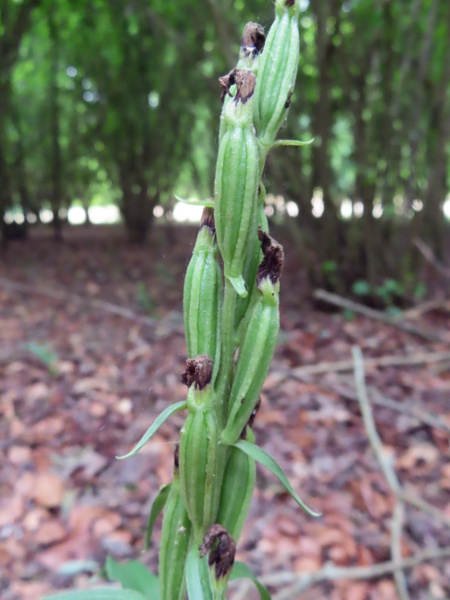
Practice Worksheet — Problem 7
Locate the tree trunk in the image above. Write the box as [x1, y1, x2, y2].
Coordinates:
[48, 8, 63, 241]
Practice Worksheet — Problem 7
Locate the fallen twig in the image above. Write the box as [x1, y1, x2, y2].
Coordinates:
[285, 351, 450, 378]
[319, 379, 450, 435]
[313, 288, 442, 342]
[403, 297, 450, 319]
[391, 501, 410, 600]
[268, 545, 450, 599]
[414, 237, 450, 281]
[352, 346, 450, 527]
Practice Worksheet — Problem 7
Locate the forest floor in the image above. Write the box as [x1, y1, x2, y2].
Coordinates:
[0, 224, 449, 600]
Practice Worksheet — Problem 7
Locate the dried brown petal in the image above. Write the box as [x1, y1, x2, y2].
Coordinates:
[200, 207, 215, 233]
[199, 524, 236, 579]
[235, 70, 256, 104]
[219, 68, 237, 102]
[241, 22, 265, 56]
[257, 229, 284, 286]
[181, 355, 213, 390]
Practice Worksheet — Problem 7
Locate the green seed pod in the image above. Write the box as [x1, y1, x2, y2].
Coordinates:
[183, 208, 222, 381]
[159, 446, 192, 600]
[216, 428, 256, 541]
[219, 22, 265, 143]
[179, 356, 220, 539]
[222, 233, 284, 445]
[253, 0, 300, 152]
[214, 70, 259, 297]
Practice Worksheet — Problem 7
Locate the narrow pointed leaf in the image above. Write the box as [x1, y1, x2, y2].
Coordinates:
[42, 590, 147, 600]
[105, 557, 159, 598]
[271, 138, 314, 149]
[145, 483, 172, 550]
[233, 440, 321, 517]
[116, 401, 187, 459]
[230, 562, 271, 600]
[175, 195, 215, 207]
[186, 544, 214, 600]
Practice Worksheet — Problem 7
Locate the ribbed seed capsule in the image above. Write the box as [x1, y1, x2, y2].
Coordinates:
[216, 428, 256, 541]
[159, 447, 191, 600]
[183, 208, 222, 380]
[179, 358, 220, 539]
[214, 70, 259, 297]
[253, 0, 300, 152]
[222, 233, 284, 445]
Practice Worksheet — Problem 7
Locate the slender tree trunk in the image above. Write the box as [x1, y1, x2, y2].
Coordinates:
[421, 35, 450, 259]
[48, 8, 63, 241]
[310, 0, 340, 279]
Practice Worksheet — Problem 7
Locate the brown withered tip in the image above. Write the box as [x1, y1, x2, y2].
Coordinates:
[199, 524, 236, 579]
[200, 207, 215, 233]
[174, 444, 179, 471]
[257, 229, 284, 286]
[241, 22, 265, 57]
[234, 70, 256, 104]
[181, 354, 213, 390]
[285, 0, 295, 6]
[219, 68, 237, 102]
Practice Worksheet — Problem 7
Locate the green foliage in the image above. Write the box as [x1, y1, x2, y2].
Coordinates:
[25, 341, 59, 375]
[105, 557, 160, 599]
[230, 562, 271, 600]
[185, 545, 213, 600]
[115, 401, 187, 460]
[233, 439, 321, 517]
[145, 483, 171, 550]
[136, 281, 153, 314]
[352, 280, 371, 297]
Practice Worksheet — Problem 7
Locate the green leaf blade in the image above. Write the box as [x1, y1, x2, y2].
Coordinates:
[271, 138, 315, 149]
[186, 544, 213, 600]
[233, 440, 321, 517]
[230, 561, 271, 600]
[116, 401, 187, 459]
[145, 483, 172, 550]
[105, 557, 159, 599]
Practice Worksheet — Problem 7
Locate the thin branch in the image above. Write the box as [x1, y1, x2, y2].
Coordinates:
[268, 546, 450, 599]
[352, 347, 401, 492]
[321, 379, 450, 435]
[283, 351, 450, 378]
[352, 346, 450, 528]
[403, 297, 450, 319]
[413, 237, 450, 281]
[313, 289, 442, 342]
[391, 501, 410, 600]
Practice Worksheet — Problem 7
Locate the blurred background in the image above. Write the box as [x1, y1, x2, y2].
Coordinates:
[1, 0, 449, 293]
[0, 0, 449, 599]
